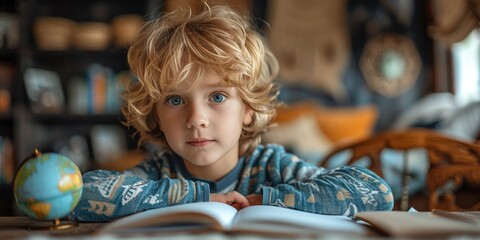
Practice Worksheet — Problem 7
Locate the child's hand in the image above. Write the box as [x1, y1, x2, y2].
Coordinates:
[246, 194, 262, 205]
[210, 191, 250, 210]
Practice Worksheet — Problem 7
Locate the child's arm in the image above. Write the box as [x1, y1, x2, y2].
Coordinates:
[246, 194, 262, 205]
[240, 144, 395, 217]
[69, 157, 210, 222]
[264, 164, 394, 216]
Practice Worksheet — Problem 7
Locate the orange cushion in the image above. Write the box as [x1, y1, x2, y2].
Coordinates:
[272, 102, 378, 144]
[315, 105, 378, 143]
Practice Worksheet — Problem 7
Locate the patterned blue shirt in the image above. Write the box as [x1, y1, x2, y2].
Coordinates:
[69, 144, 394, 222]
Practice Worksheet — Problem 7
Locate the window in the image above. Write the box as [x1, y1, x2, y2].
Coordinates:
[451, 29, 480, 106]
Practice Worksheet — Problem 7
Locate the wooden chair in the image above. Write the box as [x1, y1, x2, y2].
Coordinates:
[319, 128, 480, 211]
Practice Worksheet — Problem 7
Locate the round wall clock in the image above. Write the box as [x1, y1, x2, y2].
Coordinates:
[359, 33, 421, 98]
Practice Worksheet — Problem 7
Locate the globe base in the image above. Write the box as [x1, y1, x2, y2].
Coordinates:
[27, 218, 78, 230]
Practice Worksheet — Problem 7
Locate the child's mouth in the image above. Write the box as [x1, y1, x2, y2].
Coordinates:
[187, 139, 214, 147]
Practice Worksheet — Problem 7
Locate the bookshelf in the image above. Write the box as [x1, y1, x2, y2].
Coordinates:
[0, 0, 166, 215]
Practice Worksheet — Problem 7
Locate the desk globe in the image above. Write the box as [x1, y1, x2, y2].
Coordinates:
[13, 150, 83, 229]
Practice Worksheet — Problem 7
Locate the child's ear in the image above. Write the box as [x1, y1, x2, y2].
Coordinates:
[157, 121, 163, 132]
[149, 108, 162, 131]
[243, 107, 254, 125]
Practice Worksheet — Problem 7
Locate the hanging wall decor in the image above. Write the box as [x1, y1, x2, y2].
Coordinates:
[267, 0, 350, 100]
[428, 0, 479, 45]
[359, 32, 421, 98]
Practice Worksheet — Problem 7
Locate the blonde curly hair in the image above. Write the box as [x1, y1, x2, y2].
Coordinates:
[122, 4, 279, 156]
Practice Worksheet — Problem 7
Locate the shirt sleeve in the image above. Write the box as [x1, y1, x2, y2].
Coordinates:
[69, 157, 210, 222]
[255, 145, 394, 217]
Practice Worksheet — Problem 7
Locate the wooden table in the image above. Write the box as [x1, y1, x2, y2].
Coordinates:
[2, 215, 478, 239]
[0, 217, 102, 239]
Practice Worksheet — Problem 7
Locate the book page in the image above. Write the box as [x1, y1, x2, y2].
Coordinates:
[100, 202, 238, 233]
[232, 205, 366, 235]
[355, 211, 480, 238]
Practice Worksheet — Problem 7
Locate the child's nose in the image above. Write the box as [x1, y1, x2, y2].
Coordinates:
[186, 104, 209, 129]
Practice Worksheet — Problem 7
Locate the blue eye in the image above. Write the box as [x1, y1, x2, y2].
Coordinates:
[211, 93, 226, 103]
[167, 96, 183, 106]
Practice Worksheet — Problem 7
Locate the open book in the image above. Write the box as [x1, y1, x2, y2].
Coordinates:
[355, 210, 480, 238]
[99, 202, 367, 236]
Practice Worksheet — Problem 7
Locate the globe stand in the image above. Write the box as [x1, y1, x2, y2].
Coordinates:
[27, 218, 78, 230]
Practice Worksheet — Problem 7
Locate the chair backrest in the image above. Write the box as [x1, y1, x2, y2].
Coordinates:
[319, 128, 480, 211]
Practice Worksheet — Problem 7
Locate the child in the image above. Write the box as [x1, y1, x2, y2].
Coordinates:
[70, 4, 394, 222]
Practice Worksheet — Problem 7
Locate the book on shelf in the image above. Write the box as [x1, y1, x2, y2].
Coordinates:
[354, 210, 480, 238]
[99, 202, 367, 236]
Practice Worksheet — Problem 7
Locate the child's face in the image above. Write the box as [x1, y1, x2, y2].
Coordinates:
[155, 70, 253, 175]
